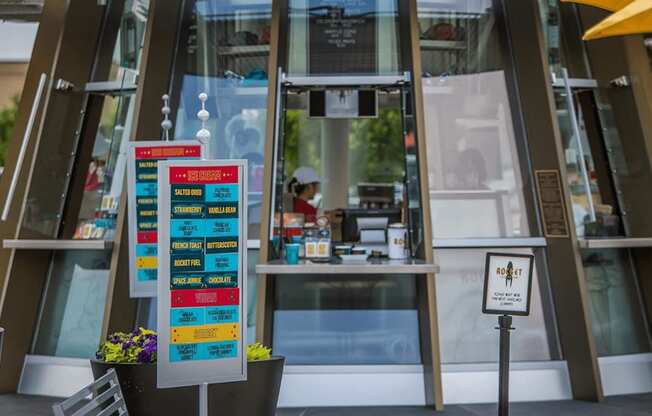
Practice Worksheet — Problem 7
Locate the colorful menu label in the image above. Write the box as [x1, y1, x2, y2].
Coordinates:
[157, 160, 247, 389]
[127, 141, 203, 298]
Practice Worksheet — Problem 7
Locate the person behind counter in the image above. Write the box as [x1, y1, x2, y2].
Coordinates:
[288, 166, 320, 223]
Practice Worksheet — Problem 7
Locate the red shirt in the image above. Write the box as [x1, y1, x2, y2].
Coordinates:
[293, 198, 317, 223]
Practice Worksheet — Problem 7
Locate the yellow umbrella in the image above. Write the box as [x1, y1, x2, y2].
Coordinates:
[560, 0, 634, 12]
[583, 0, 652, 39]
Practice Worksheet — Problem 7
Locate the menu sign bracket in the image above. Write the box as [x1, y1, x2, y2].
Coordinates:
[157, 159, 247, 390]
[127, 141, 205, 298]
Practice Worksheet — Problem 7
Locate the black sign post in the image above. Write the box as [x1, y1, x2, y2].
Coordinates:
[497, 315, 513, 416]
[482, 253, 534, 416]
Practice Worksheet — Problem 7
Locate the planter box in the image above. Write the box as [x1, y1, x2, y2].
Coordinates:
[91, 357, 284, 416]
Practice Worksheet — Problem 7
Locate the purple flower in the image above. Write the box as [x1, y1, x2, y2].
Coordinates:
[137, 349, 151, 364]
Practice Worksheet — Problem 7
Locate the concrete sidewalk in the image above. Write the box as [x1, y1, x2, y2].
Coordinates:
[1, 393, 651, 415]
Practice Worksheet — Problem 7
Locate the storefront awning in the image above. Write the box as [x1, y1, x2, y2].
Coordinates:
[583, 0, 652, 40]
[560, 0, 634, 12]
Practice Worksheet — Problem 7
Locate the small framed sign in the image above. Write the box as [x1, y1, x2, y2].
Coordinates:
[482, 253, 535, 316]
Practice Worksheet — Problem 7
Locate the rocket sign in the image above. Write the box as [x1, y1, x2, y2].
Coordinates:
[482, 253, 534, 316]
[157, 159, 247, 389]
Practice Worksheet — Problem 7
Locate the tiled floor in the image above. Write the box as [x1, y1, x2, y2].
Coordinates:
[2, 393, 651, 416]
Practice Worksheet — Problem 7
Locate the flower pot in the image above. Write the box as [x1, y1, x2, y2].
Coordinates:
[208, 356, 285, 416]
[90, 360, 197, 415]
[90, 356, 285, 416]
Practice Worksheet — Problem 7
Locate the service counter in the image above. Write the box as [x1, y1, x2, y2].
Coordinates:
[256, 258, 439, 275]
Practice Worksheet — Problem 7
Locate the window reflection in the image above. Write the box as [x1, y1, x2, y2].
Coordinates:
[173, 0, 272, 237]
[74, 93, 134, 240]
[435, 249, 554, 363]
[538, 0, 563, 77]
[287, 0, 403, 76]
[582, 248, 651, 356]
[274, 274, 420, 365]
[418, 1, 531, 238]
[73, 2, 148, 240]
[282, 94, 406, 209]
[33, 250, 112, 358]
[555, 90, 626, 238]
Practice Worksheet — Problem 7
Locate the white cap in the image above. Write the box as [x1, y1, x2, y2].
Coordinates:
[292, 166, 320, 184]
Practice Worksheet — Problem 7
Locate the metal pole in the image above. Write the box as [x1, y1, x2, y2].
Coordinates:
[498, 315, 513, 416]
[199, 382, 208, 416]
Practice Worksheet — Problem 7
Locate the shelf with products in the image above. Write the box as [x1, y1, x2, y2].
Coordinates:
[216, 44, 271, 57]
[420, 39, 467, 51]
[417, 7, 483, 77]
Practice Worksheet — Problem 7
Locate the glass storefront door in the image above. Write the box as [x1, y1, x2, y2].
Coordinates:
[170, 0, 274, 343]
[417, 0, 560, 364]
[554, 75, 652, 357]
[32, 86, 137, 358]
[24, 2, 148, 360]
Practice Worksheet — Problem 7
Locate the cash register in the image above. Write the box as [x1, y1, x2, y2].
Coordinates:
[338, 183, 401, 255]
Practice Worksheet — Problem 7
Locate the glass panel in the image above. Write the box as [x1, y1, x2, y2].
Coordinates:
[273, 274, 419, 364]
[281, 91, 406, 209]
[269, 87, 427, 261]
[173, 0, 272, 238]
[287, 0, 403, 76]
[538, 0, 564, 78]
[22, 1, 148, 239]
[106, 0, 148, 81]
[418, 1, 531, 238]
[246, 249, 259, 342]
[435, 248, 554, 363]
[555, 90, 625, 238]
[73, 91, 134, 240]
[582, 248, 651, 356]
[21, 91, 80, 237]
[32, 250, 112, 358]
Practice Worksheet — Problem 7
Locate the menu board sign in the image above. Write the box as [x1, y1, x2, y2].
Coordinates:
[535, 169, 570, 238]
[482, 253, 535, 316]
[157, 160, 247, 389]
[127, 141, 204, 298]
[308, 0, 378, 74]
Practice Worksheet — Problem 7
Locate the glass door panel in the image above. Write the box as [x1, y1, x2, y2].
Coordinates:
[418, 0, 533, 239]
[555, 86, 624, 238]
[417, 0, 560, 366]
[32, 250, 112, 357]
[555, 76, 652, 356]
[436, 248, 554, 363]
[27, 3, 149, 360]
[582, 248, 651, 356]
[172, 0, 273, 239]
[73, 87, 135, 241]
